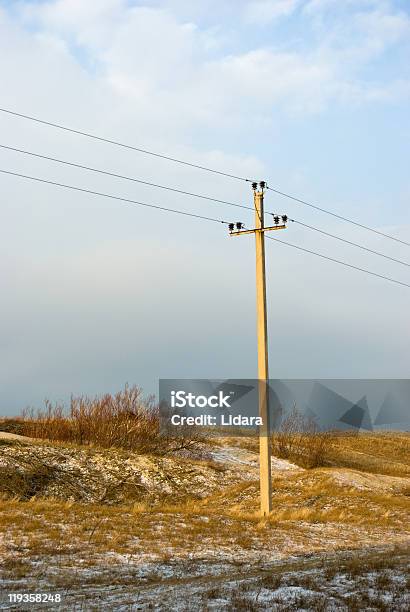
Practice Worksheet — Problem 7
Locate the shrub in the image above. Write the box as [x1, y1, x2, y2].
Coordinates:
[19, 385, 200, 454]
[272, 407, 334, 468]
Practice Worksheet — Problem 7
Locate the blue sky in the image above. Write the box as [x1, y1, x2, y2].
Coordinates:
[0, 0, 409, 414]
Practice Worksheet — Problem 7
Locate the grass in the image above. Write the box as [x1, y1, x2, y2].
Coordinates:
[1, 431, 409, 521]
[1, 497, 408, 610]
[0, 494, 407, 565]
[0, 496, 408, 610]
[1, 413, 409, 608]
[0, 459, 408, 562]
[325, 431, 410, 477]
[201, 549, 410, 611]
[226, 431, 410, 476]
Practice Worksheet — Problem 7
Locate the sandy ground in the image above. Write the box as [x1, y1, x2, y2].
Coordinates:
[0, 432, 34, 443]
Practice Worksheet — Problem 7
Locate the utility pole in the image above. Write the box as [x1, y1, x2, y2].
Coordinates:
[254, 184, 272, 516]
[228, 182, 287, 516]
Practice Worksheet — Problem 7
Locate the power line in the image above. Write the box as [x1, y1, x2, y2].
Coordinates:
[266, 185, 410, 248]
[1, 106, 407, 248]
[265, 234, 410, 289]
[0, 143, 251, 212]
[0, 169, 229, 225]
[0, 107, 252, 183]
[3, 142, 409, 268]
[1, 166, 408, 289]
[290, 219, 410, 269]
[1, 140, 409, 271]
[1, 145, 409, 271]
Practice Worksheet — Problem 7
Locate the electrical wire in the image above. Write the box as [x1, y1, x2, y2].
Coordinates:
[3, 142, 409, 268]
[265, 234, 410, 289]
[0, 169, 229, 225]
[0, 143, 251, 212]
[289, 219, 410, 269]
[1, 106, 407, 248]
[1, 138, 409, 269]
[1, 165, 409, 288]
[0, 108, 252, 182]
[266, 185, 410, 248]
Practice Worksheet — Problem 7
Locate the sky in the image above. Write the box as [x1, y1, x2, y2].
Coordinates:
[0, 0, 409, 414]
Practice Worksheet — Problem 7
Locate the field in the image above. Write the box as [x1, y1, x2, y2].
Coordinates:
[0, 415, 409, 610]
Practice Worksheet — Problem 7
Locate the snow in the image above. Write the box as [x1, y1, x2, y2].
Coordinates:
[210, 445, 302, 472]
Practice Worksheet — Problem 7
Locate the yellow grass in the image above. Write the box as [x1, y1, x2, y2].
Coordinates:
[0, 431, 409, 581]
[326, 431, 410, 476]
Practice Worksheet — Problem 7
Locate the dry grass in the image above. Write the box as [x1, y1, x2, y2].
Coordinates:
[0, 494, 408, 612]
[220, 430, 410, 478]
[1, 430, 409, 609]
[325, 431, 410, 477]
[0, 494, 407, 565]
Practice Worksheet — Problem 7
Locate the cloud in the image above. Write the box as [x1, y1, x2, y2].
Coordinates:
[9, 0, 410, 122]
[0, 1, 409, 413]
[351, 6, 410, 60]
[304, 0, 381, 15]
[243, 0, 300, 24]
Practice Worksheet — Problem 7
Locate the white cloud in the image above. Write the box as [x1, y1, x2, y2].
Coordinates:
[243, 0, 300, 24]
[19, 0, 125, 35]
[304, 0, 381, 14]
[9, 0, 410, 123]
[352, 7, 410, 60]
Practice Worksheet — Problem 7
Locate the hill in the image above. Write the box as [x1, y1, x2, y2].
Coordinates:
[0, 430, 409, 609]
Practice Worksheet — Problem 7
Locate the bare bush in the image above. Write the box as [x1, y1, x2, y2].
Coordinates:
[19, 385, 200, 454]
[272, 407, 334, 468]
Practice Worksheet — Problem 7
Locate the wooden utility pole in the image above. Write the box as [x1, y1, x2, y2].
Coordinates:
[228, 182, 287, 516]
